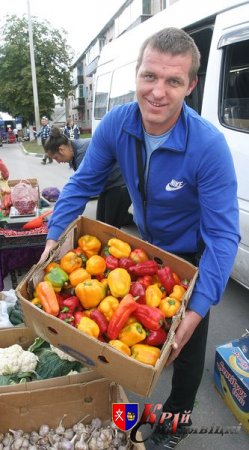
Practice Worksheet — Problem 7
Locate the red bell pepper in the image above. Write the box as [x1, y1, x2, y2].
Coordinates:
[129, 260, 158, 277]
[119, 257, 134, 271]
[59, 296, 80, 314]
[58, 311, 75, 326]
[157, 266, 176, 295]
[130, 248, 149, 263]
[129, 281, 146, 304]
[134, 304, 165, 331]
[90, 309, 109, 334]
[74, 311, 85, 326]
[137, 275, 153, 288]
[105, 255, 119, 270]
[107, 294, 138, 340]
[143, 328, 168, 346]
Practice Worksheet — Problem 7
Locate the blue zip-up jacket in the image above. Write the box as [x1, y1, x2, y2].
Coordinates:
[48, 102, 240, 317]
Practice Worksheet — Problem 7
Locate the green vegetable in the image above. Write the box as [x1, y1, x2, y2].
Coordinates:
[7, 301, 24, 325]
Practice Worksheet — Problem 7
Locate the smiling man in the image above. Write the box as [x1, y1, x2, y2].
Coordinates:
[40, 28, 240, 448]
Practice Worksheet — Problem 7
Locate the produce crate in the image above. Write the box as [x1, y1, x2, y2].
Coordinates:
[17, 216, 198, 397]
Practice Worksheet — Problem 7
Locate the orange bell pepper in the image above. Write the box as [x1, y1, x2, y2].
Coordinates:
[145, 283, 163, 308]
[107, 268, 131, 298]
[86, 255, 106, 275]
[77, 316, 100, 338]
[68, 267, 91, 287]
[119, 322, 146, 347]
[98, 296, 120, 321]
[60, 251, 82, 274]
[75, 279, 106, 309]
[169, 284, 186, 301]
[78, 234, 102, 258]
[44, 261, 61, 273]
[131, 344, 161, 366]
[159, 297, 181, 318]
[107, 238, 131, 259]
[130, 248, 149, 263]
[109, 340, 131, 356]
[35, 281, 59, 316]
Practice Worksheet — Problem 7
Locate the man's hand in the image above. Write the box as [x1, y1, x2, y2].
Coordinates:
[38, 239, 58, 264]
[165, 310, 202, 366]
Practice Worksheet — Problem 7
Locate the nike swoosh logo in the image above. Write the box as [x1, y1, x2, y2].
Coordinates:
[165, 179, 186, 191]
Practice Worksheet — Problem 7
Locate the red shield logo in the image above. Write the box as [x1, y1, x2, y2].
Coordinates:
[112, 403, 139, 431]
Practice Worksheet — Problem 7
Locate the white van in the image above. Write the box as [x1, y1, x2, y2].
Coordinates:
[92, 0, 249, 289]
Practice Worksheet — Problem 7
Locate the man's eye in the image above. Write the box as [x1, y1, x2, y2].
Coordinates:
[144, 73, 155, 80]
[169, 79, 181, 86]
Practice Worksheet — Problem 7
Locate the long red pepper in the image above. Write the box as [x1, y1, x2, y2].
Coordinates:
[134, 304, 165, 331]
[107, 294, 138, 340]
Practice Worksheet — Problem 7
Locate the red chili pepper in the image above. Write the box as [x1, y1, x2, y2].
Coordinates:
[172, 272, 181, 285]
[59, 296, 80, 314]
[58, 311, 75, 326]
[74, 311, 85, 326]
[137, 275, 153, 288]
[134, 304, 165, 331]
[129, 281, 146, 304]
[119, 257, 134, 271]
[157, 266, 176, 295]
[107, 294, 138, 340]
[105, 255, 119, 270]
[143, 328, 168, 346]
[129, 260, 158, 277]
[90, 309, 109, 334]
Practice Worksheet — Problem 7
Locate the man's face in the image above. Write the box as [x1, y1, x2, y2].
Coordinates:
[47, 146, 72, 164]
[41, 118, 48, 126]
[136, 46, 197, 135]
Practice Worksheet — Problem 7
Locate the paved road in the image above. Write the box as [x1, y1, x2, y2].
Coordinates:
[1, 142, 248, 449]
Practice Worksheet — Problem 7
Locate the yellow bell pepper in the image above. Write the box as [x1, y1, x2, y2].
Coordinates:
[145, 283, 163, 308]
[131, 344, 161, 366]
[60, 251, 82, 274]
[159, 297, 181, 318]
[86, 255, 106, 275]
[31, 297, 41, 307]
[109, 340, 131, 356]
[107, 268, 131, 298]
[77, 316, 100, 338]
[75, 279, 106, 309]
[78, 234, 102, 258]
[98, 296, 120, 321]
[68, 268, 91, 287]
[108, 238, 131, 259]
[169, 284, 186, 301]
[119, 322, 146, 347]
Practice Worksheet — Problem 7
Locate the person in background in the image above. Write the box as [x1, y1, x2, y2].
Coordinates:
[63, 118, 80, 140]
[44, 127, 133, 228]
[41, 28, 240, 448]
[36, 116, 52, 165]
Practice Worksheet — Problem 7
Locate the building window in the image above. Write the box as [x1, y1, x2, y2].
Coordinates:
[94, 72, 112, 119]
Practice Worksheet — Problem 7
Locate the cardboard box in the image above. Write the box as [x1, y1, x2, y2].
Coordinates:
[0, 375, 145, 449]
[0, 326, 100, 394]
[17, 216, 198, 397]
[213, 333, 249, 432]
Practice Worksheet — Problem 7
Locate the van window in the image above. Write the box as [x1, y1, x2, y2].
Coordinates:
[109, 62, 136, 110]
[220, 39, 249, 132]
[94, 72, 112, 119]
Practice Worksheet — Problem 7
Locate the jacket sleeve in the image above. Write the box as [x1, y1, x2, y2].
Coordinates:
[188, 133, 240, 317]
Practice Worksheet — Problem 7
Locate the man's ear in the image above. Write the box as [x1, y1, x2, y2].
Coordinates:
[186, 76, 198, 96]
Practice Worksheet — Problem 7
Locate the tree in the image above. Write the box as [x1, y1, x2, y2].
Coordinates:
[0, 14, 73, 124]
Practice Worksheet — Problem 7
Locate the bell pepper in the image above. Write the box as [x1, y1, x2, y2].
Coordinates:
[143, 328, 168, 346]
[134, 304, 165, 331]
[131, 344, 161, 366]
[157, 266, 176, 295]
[74, 311, 86, 326]
[119, 257, 134, 271]
[44, 267, 69, 292]
[129, 281, 146, 304]
[69, 267, 91, 287]
[72, 246, 87, 266]
[98, 296, 120, 321]
[169, 284, 186, 301]
[44, 261, 61, 273]
[86, 255, 106, 275]
[137, 275, 153, 288]
[75, 279, 106, 309]
[180, 278, 190, 289]
[145, 283, 163, 308]
[107, 268, 131, 298]
[78, 234, 102, 258]
[129, 260, 158, 277]
[159, 298, 181, 318]
[31, 297, 41, 307]
[108, 238, 131, 259]
[58, 311, 75, 325]
[172, 271, 181, 285]
[77, 316, 100, 338]
[130, 248, 149, 264]
[60, 251, 82, 274]
[90, 309, 109, 334]
[58, 295, 80, 314]
[35, 281, 60, 316]
[107, 294, 138, 340]
[109, 340, 131, 356]
[105, 255, 119, 270]
[119, 322, 147, 347]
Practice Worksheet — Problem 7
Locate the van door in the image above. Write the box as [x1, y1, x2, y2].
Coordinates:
[201, 2, 249, 289]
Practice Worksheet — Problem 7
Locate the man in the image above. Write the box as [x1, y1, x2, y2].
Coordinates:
[41, 28, 240, 448]
[63, 118, 80, 140]
[36, 116, 52, 164]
